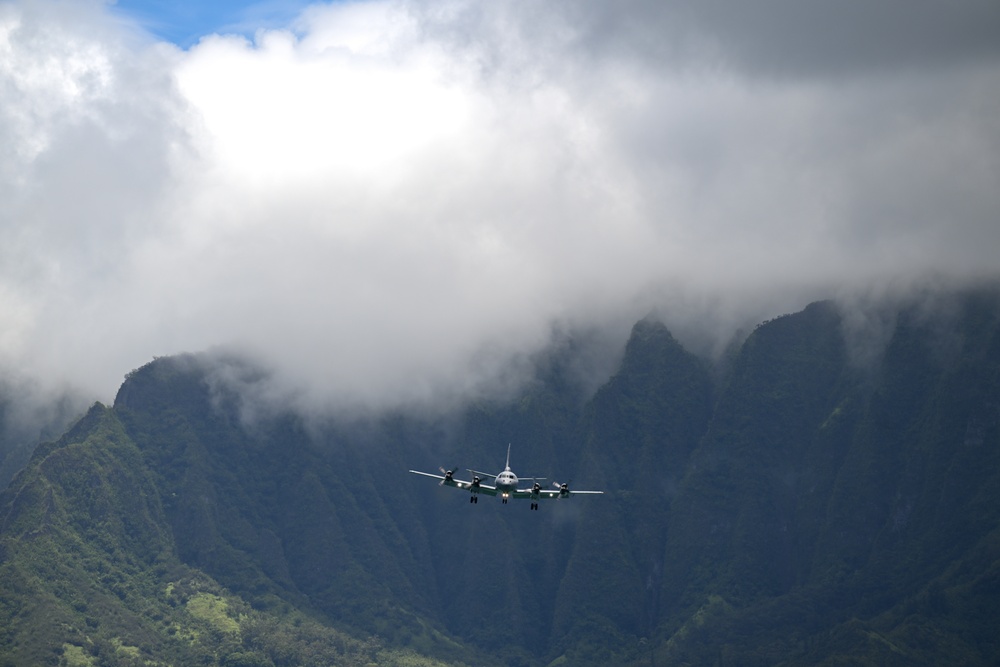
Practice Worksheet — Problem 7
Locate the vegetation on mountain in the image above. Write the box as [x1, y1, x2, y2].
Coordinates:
[2, 284, 999, 665]
[0, 402, 469, 666]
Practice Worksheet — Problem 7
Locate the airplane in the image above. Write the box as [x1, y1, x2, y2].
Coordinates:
[408, 444, 603, 510]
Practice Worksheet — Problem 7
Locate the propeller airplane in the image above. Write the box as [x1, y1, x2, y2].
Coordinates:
[409, 444, 603, 510]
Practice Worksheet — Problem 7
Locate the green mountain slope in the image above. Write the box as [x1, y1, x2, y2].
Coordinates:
[2, 285, 1000, 666]
[0, 402, 470, 667]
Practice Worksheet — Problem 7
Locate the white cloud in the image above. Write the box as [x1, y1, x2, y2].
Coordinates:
[1, 0, 999, 414]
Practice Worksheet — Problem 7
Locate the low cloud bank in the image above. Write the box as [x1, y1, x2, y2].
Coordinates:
[1, 0, 998, 416]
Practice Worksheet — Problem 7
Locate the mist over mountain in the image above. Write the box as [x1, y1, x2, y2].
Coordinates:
[3, 0, 999, 417]
[0, 379, 89, 489]
[3, 284, 1000, 665]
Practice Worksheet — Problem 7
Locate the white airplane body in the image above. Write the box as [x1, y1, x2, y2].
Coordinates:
[409, 444, 603, 510]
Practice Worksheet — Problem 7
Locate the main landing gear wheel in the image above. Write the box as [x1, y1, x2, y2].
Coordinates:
[470, 495, 479, 504]
[530, 502, 538, 511]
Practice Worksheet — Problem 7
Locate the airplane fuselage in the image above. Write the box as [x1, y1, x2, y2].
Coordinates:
[495, 468, 518, 497]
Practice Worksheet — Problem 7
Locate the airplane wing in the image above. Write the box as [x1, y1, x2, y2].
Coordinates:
[408, 470, 498, 495]
[521, 485, 604, 499]
[408, 469, 449, 483]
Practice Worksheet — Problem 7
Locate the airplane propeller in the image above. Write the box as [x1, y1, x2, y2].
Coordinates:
[439, 467, 458, 486]
[553, 481, 572, 497]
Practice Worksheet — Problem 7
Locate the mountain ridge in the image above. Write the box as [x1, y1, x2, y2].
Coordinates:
[2, 285, 1000, 665]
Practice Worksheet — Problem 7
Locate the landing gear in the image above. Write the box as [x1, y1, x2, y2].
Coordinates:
[530, 502, 538, 511]
[470, 495, 479, 504]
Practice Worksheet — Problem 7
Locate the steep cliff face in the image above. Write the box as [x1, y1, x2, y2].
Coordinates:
[651, 290, 1000, 665]
[113, 355, 437, 635]
[659, 301, 851, 613]
[550, 319, 714, 652]
[3, 287, 1000, 666]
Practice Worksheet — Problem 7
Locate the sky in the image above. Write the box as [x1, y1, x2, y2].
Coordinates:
[111, 0, 314, 47]
[2, 0, 999, 417]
